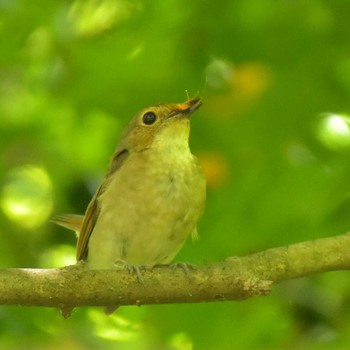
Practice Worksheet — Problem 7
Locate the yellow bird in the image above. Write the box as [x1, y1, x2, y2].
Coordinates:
[54, 98, 206, 274]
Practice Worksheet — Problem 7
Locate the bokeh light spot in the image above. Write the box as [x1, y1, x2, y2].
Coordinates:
[68, 0, 136, 37]
[316, 113, 350, 150]
[88, 309, 142, 341]
[40, 245, 76, 268]
[1, 165, 53, 229]
[205, 58, 233, 92]
[169, 332, 193, 350]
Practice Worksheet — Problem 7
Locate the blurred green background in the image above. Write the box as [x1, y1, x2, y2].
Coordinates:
[1, 0, 350, 349]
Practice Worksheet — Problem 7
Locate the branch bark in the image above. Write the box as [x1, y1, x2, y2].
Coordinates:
[1, 233, 349, 314]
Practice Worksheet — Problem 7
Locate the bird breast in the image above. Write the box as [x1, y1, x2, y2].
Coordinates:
[85, 146, 206, 269]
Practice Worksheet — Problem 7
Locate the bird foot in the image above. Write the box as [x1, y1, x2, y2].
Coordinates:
[170, 262, 195, 276]
[113, 260, 144, 284]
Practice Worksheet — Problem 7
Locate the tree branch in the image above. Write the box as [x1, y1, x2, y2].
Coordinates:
[1, 233, 349, 314]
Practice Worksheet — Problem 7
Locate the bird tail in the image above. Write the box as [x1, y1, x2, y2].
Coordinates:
[51, 214, 84, 234]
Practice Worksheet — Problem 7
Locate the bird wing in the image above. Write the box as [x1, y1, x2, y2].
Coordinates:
[76, 149, 129, 261]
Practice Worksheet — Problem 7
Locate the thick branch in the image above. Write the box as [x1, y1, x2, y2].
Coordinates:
[0, 233, 349, 312]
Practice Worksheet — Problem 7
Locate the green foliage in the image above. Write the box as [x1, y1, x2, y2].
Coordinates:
[1, 0, 350, 348]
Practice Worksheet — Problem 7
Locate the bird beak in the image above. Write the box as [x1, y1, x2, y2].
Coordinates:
[168, 97, 202, 119]
[177, 97, 202, 115]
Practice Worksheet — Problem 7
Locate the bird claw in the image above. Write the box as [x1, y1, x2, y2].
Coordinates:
[170, 262, 195, 276]
[113, 260, 144, 284]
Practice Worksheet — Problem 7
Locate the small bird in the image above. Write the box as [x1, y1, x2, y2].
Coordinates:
[53, 98, 206, 273]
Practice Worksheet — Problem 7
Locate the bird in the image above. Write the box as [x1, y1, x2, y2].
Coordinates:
[53, 97, 206, 312]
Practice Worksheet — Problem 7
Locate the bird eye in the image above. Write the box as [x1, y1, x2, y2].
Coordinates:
[142, 111, 157, 125]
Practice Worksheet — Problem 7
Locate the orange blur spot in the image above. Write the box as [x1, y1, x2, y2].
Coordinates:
[198, 152, 230, 190]
[206, 62, 272, 119]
